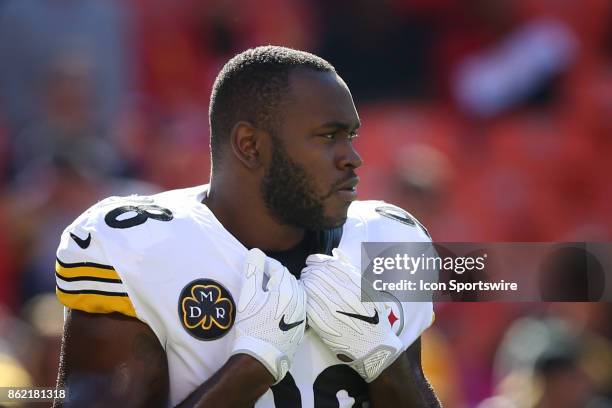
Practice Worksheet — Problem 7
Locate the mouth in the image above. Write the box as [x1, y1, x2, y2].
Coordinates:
[334, 177, 360, 201]
[336, 177, 359, 191]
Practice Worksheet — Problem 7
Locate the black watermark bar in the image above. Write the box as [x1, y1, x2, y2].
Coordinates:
[361, 242, 612, 302]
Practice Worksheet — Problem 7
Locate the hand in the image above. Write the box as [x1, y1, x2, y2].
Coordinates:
[300, 248, 404, 382]
[232, 248, 307, 383]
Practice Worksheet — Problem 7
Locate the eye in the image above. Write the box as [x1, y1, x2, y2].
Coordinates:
[316, 130, 359, 141]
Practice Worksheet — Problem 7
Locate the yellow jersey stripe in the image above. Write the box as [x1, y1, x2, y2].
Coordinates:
[56, 259, 121, 281]
[56, 287, 136, 317]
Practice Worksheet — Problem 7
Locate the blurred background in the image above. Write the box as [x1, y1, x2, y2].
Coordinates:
[0, 0, 611, 406]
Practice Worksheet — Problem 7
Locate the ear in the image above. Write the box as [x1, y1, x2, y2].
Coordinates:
[230, 121, 262, 169]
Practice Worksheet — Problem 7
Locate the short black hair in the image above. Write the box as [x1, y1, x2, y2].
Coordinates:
[209, 46, 336, 166]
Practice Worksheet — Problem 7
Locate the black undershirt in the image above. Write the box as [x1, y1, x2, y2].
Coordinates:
[265, 230, 319, 279]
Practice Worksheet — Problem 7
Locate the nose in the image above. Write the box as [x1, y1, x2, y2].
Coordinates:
[337, 141, 363, 170]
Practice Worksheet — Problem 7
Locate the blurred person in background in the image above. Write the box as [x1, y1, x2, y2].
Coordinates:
[480, 303, 612, 408]
[0, 0, 131, 177]
[532, 348, 596, 408]
[10, 53, 125, 183]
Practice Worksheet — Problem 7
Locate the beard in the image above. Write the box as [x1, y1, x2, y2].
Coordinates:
[260, 137, 345, 230]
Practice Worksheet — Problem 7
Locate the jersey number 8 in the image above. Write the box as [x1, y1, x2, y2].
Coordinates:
[105, 205, 173, 229]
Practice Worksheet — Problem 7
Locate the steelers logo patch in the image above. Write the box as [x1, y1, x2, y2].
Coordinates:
[178, 279, 235, 341]
[378, 290, 405, 336]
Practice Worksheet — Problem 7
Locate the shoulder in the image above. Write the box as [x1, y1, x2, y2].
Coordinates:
[55, 185, 209, 318]
[347, 200, 431, 243]
[346, 200, 435, 346]
[59, 184, 208, 254]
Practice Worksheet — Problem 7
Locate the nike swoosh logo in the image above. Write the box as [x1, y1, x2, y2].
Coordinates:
[337, 309, 379, 325]
[279, 315, 304, 331]
[70, 232, 91, 249]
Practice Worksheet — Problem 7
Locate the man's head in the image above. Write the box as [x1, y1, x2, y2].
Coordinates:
[209, 46, 362, 230]
[209, 46, 335, 164]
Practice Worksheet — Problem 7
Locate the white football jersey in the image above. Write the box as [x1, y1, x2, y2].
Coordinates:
[55, 185, 433, 407]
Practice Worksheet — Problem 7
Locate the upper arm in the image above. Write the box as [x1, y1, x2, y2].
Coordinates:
[54, 309, 169, 407]
[54, 198, 169, 406]
[404, 336, 424, 376]
[394, 337, 441, 407]
[368, 337, 440, 407]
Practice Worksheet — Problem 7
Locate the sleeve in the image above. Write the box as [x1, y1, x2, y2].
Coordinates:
[360, 201, 435, 348]
[55, 205, 137, 318]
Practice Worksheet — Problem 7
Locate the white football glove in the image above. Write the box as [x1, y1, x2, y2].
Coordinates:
[232, 248, 307, 383]
[300, 248, 404, 382]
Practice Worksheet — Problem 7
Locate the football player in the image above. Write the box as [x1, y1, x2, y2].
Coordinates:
[53, 46, 439, 407]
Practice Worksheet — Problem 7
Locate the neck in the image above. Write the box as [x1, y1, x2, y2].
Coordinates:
[204, 176, 305, 252]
